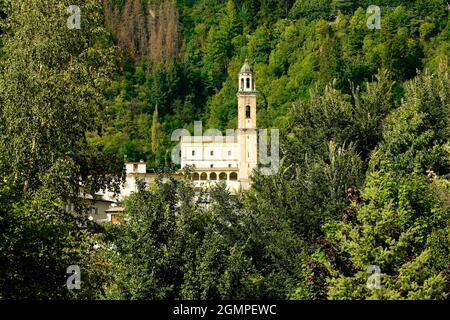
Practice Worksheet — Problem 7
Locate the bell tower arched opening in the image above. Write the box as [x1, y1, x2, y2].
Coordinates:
[246, 106, 251, 119]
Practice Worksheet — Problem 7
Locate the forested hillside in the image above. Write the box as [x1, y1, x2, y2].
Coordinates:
[95, 0, 450, 169]
[0, 0, 448, 300]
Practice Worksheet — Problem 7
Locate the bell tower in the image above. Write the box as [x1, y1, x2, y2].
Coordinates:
[237, 59, 257, 190]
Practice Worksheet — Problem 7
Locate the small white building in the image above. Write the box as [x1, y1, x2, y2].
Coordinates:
[180, 59, 258, 193]
[102, 160, 183, 199]
[86, 160, 183, 223]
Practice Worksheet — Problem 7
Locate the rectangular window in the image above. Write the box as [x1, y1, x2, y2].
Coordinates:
[210, 164, 213, 168]
[228, 150, 232, 156]
[228, 164, 232, 168]
[192, 150, 195, 156]
[210, 150, 214, 156]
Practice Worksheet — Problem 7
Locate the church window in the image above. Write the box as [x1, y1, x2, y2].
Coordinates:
[192, 173, 199, 181]
[241, 78, 244, 90]
[210, 172, 217, 180]
[246, 106, 251, 119]
[246, 78, 250, 89]
[230, 172, 238, 181]
[219, 172, 227, 180]
[200, 172, 207, 180]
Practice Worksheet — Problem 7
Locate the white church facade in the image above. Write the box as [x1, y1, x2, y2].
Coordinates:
[77, 60, 260, 223]
[180, 59, 258, 193]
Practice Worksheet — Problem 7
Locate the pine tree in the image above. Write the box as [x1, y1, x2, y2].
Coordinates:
[203, 0, 240, 87]
[151, 105, 160, 162]
[332, 0, 354, 15]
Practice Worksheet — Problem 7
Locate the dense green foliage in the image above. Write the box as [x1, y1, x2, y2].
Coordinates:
[104, 61, 449, 300]
[0, 0, 120, 298]
[98, 0, 450, 168]
[0, 0, 448, 300]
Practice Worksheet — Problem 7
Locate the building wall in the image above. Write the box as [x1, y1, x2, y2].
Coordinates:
[237, 89, 257, 188]
[79, 161, 186, 223]
[237, 93, 257, 129]
[125, 162, 146, 174]
[84, 199, 114, 223]
[63, 198, 115, 223]
[181, 138, 240, 170]
[191, 178, 241, 194]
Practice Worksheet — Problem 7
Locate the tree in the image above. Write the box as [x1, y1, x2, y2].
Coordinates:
[324, 169, 449, 299]
[104, 177, 185, 299]
[105, 177, 258, 299]
[0, 0, 122, 203]
[0, 176, 109, 299]
[202, 0, 241, 88]
[151, 105, 160, 159]
[289, 0, 333, 21]
[322, 62, 450, 300]
[349, 70, 395, 160]
[0, 0, 121, 299]
[332, 0, 355, 15]
[103, 0, 181, 62]
[378, 60, 450, 175]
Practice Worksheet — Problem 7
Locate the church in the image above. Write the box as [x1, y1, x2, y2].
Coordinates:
[76, 60, 259, 223]
[180, 59, 258, 193]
